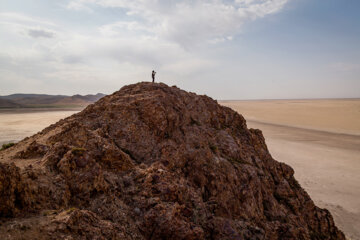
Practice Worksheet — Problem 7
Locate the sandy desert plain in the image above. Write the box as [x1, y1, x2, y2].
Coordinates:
[220, 99, 360, 240]
[0, 99, 359, 239]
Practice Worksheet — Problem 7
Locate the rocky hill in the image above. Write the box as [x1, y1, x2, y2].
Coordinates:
[0, 82, 344, 239]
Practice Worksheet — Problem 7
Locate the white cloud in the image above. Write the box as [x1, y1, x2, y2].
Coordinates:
[67, 1, 94, 12]
[0, 1, 290, 95]
[0, 12, 56, 27]
[0, 12, 58, 41]
[98, 21, 153, 37]
[0, 11, 210, 94]
[67, 0, 289, 48]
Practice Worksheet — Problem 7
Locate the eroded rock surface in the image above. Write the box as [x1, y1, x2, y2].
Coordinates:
[0, 82, 345, 239]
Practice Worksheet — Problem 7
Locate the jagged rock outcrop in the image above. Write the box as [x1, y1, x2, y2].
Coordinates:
[0, 82, 345, 239]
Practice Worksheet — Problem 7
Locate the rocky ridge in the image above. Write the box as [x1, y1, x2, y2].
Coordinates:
[0, 82, 345, 239]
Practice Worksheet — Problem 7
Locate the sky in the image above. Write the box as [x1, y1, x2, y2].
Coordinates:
[0, 0, 359, 99]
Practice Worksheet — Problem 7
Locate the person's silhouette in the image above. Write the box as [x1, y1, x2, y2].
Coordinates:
[152, 70, 156, 83]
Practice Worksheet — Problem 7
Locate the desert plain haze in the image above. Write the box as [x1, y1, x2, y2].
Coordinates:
[0, 0, 359, 99]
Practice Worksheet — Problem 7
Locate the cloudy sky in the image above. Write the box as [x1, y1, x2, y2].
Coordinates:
[0, 0, 359, 99]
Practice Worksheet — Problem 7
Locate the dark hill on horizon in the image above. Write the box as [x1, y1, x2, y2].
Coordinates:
[0, 82, 344, 239]
[0, 93, 105, 108]
[0, 98, 23, 108]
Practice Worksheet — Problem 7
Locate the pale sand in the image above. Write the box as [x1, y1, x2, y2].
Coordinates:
[221, 99, 360, 135]
[221, 99, 360, 240]
[0, 109, 80, 145]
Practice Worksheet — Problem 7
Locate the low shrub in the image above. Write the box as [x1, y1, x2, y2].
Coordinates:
[1, 142, 15, 151]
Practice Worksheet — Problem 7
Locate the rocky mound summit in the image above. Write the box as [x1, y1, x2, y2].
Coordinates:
[0, 82, 345, 239]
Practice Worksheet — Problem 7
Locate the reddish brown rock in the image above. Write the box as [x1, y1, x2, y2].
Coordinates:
[0, 82, 345, 239]
[0, 163, 23, 217]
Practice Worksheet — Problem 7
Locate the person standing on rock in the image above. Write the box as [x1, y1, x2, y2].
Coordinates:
[152, 70, 156, 83]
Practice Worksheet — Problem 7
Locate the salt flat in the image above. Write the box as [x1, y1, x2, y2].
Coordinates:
[221, 99, 360, 135]
[221, 99, 360, 240]
[0, 109, 80, 145]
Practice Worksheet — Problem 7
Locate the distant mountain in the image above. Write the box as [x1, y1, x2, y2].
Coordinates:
[0, 99, 24, 108]
[0, 93, 106, 108]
